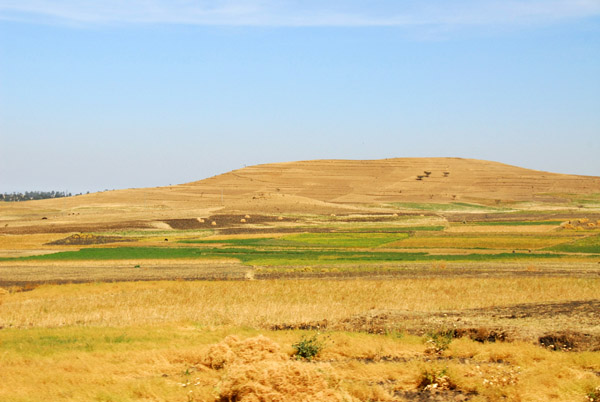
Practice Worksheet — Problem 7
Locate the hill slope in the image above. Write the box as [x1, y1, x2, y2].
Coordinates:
[1, 158, 599, 233]
[192, 157, 599, 205]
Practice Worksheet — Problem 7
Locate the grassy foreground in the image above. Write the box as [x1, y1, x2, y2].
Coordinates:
[1, 277, 599, 401]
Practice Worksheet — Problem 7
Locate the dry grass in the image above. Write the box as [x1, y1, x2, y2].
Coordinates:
[1, 277, 598, 329]
[0, 259, 246, 284]
[0, 327, 598, 401]
[1, 275, 598, 401]
[0, 233, 74, 258]
[203, 335, 349, 401]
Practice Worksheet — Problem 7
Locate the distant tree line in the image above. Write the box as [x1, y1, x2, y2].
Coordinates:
[0, 191, 87, 202]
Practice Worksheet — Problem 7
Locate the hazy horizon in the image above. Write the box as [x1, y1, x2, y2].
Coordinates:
[1, 1, 599, 193]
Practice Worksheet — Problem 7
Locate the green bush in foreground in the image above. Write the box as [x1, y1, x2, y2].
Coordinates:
[424, 329, 454, 354]
[292, 333, 325, 360]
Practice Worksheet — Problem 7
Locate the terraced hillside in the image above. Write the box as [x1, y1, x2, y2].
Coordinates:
[1, 158, 600, 235]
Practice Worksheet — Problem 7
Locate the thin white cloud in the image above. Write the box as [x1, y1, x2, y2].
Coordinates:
[0, 0, 599, 27]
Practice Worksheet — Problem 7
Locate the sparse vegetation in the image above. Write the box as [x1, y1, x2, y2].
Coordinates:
[424, 329, 454, 354]
[587, 385, 600, 402]
[292, 333, 326, 360]
[417, 366, 454, 391]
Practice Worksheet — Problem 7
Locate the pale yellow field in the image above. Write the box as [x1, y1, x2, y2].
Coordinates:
[1, 277, 599, 402]
[2, 277, 598, 329]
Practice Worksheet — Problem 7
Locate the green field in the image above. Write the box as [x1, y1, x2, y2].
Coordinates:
[468, 220, 563, 226]
[3, 244, 573, 266]
[547, 234, 600, 253]
[4, 223, 598, 266]
[391, 201, 507, 212]
[282, 232, 409, 247]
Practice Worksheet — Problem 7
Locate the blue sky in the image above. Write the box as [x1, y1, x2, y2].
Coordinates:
[1, 1, 599, 193]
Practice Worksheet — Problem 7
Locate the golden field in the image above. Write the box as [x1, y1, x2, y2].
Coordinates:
[1, 158, 600, 401]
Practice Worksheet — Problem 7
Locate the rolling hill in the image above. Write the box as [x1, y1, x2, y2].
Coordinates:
[1, 158, 599, 234]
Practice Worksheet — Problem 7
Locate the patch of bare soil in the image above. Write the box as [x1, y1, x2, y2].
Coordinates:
[46, 233, 134, 245]
[538, 331, 598, 351]
[338, 213, 436, 222]
[396, 389, 476, 402]
[0, 220, 152, 234]
[469, 299, 600, 319]
[446, 212, 600, 223]
[219, 226, 334, 235]
[270, 299, 600, 351]
[164, 214, 287, 230]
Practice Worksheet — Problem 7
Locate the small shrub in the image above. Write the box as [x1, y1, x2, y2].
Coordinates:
[292, 333, 325, 360]
[586, 385, 600, 402]
[424, 329, 454, 354]
[418, 367, 455, 391]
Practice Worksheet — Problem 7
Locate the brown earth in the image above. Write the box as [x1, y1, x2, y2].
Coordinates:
[270, 299, 600, 352]
[2, 158, 599, 234]
[46, 233, 134, 245]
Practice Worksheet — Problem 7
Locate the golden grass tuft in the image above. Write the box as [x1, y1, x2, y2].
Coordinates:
[203, 335, 351, 402]
[202, 335, 286, 369]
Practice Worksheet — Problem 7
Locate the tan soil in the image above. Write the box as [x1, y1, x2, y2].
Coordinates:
[2, 158, 599, 235]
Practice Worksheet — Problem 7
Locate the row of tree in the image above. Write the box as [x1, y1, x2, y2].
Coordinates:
[0, 191, 85, 202]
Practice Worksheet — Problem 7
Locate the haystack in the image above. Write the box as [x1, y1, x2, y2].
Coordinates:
[202, 336, 352, 402]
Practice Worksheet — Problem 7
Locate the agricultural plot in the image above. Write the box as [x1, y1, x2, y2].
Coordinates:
[1, 205, 600, 402]
[390, 202, 509, 212]
[387, 234, 580, 250]
[2, 219, 598, 268]
[1, 245, 569, 266]
[282, 232, 410, 247]
[547, 233, 600, 253]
